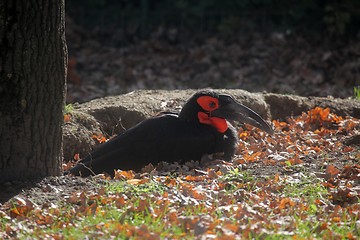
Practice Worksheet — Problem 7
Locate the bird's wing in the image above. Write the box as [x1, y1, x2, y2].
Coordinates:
[69, 114, 217, 176]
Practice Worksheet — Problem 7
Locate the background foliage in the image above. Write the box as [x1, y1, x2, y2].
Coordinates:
[67, 0, 360, 43]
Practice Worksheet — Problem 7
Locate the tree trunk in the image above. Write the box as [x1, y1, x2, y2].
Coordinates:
[0, 0, 67, 182]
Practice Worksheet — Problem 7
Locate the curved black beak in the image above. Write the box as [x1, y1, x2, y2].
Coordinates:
[211, 94, 274, 134]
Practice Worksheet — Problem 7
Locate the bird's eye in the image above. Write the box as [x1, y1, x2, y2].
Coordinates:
[197, 96, 219, 111]
[209, 101, 216, 109]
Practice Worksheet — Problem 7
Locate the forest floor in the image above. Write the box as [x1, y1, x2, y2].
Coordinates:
[1, 107, 359, 239]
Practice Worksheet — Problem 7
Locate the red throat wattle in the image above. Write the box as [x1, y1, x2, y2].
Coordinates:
[198, 112, 228, 133]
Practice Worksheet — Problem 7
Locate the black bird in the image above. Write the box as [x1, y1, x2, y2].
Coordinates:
[67, 90, 273, 177]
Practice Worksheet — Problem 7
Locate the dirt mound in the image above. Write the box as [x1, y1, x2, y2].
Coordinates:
[63, 89, 360, 161]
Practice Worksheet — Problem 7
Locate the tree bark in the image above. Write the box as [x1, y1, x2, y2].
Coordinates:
[0, 0, 67, 182]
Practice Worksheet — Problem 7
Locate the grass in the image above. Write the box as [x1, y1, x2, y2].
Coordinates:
[275, 174, 359, 238]
[106, 179, 167, 196]
[354, 86, 360, 99]
[281, 175, 328, 204]
[10, 179, 189, 239]
[1, 172, 358, 239]
[64, 103, 74, 115]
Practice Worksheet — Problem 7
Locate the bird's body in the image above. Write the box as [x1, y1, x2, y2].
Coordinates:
[68, 90, 273, 177]
[69, 114, 238, 176]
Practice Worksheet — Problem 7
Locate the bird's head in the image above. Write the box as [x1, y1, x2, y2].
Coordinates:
[179, 90, 274, 134]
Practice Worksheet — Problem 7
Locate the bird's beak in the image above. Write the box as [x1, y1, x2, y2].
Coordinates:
[211, 94, 274, 134]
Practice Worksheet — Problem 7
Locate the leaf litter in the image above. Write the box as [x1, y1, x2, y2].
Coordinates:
[1, 107, 359, 239]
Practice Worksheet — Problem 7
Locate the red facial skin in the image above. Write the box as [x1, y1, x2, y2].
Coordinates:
[196, 96, 228, 133]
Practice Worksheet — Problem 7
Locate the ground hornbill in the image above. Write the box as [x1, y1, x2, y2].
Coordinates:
[67, 90, 273, 177]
